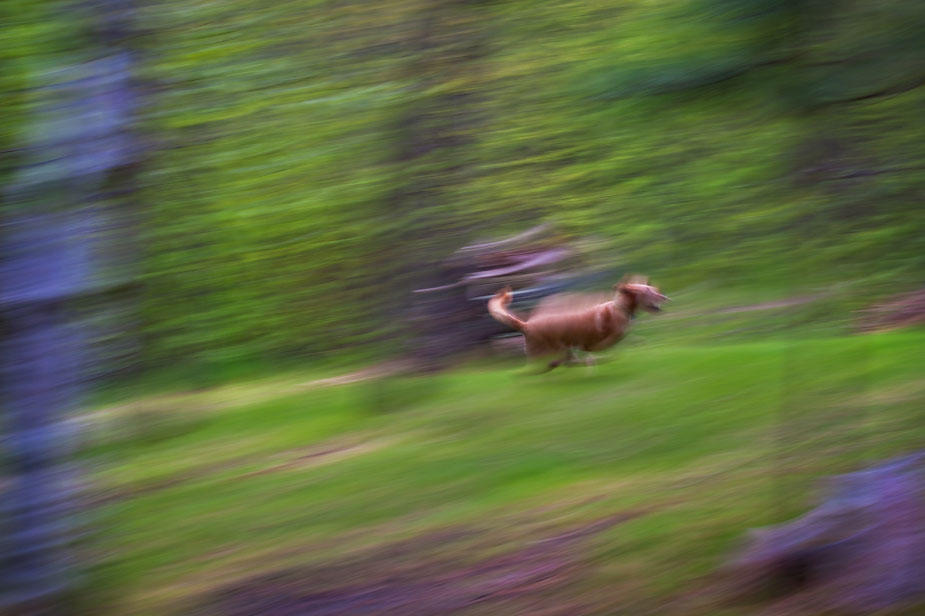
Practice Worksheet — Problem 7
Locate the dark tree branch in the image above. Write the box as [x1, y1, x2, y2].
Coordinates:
[821, 165, 925, 181]
[808, 75, 925, 109]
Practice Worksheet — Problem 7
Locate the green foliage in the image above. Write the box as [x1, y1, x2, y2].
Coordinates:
[3, 0, 924, 369]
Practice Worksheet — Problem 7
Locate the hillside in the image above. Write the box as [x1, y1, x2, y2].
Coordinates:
[79, 329, 925, 614]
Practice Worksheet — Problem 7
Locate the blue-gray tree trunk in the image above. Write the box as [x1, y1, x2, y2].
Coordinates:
[1, 1, 137, 613]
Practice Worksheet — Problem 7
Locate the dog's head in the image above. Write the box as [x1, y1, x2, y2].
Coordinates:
[615, 275, 669, 313]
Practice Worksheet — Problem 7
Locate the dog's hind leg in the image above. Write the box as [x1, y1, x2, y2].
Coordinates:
[523, 339, 558, 374]
[520, 358, 557, 375]
[526, 352, 568, 374]
[544, 350, 576, 372]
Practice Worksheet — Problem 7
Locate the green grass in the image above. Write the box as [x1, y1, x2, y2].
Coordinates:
[80, 325, 925, 615]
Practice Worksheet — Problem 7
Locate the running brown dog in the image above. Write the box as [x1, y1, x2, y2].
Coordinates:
[487, 275, 668, 371]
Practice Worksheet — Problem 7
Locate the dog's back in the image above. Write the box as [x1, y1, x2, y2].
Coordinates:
[531, 292, 611, 317]
[526, 302, 627, 352]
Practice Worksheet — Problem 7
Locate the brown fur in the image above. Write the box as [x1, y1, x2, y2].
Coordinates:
[487, 275, 668, 371]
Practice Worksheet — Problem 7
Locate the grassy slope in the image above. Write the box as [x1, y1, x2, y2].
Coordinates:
[82, 314, 925, 614]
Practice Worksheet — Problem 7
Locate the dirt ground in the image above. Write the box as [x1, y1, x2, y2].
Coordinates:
[200, 513, 645, 616]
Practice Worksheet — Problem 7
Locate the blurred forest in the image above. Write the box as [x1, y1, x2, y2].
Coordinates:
[3, 0, 924, 378]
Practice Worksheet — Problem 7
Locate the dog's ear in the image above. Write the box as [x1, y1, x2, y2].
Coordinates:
[618, 274, 649, 286]
[616, 273, 649, 291]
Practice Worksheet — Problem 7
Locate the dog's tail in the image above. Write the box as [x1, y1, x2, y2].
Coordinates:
[488, 286, 527, 332]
